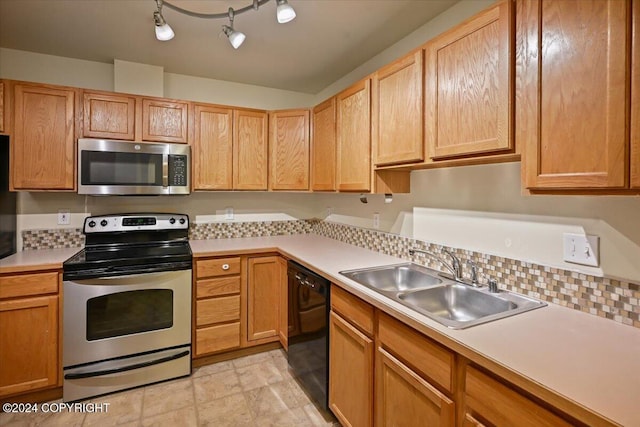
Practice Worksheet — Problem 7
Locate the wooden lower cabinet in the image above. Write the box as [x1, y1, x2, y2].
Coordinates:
[194, 257, 242, 357]
[0, 271, 60, 398]
[246, 256, 281, 343]
[329, 311, 374, 427]
[376, 348, 454, 426]
[464, 365, 573, 427]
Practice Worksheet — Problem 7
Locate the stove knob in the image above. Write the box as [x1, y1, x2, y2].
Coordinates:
[179, 218, 186, 225]
[100, 219, 108, 227]
[88, 220, 96, 228]
[169, 218, 176, 224]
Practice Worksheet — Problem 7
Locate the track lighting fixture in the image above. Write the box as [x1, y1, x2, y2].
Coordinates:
[222, 8, 246, 50]
[276, 0, 296, 24]
[153, 0, 174, 41]
[156, 0, 296, 49]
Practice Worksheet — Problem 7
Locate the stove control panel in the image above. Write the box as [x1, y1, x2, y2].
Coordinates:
[84, 214, 189, 233]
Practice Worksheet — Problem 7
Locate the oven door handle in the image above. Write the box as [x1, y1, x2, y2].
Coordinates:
[64, 350, 190, 380]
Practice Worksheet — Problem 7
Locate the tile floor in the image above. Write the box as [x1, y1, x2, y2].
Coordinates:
[1, 349, 339, 427]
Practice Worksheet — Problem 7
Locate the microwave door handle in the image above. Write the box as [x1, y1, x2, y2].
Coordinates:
[162, 154, 169, 188]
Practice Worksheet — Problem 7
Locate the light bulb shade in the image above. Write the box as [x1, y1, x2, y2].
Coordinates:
[276, 0, 296, 23]
[155, 23, 175, 41]
[228, 30, 246, 49]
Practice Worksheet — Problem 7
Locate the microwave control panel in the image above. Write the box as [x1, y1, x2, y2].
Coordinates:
[169, 155, 188, 186]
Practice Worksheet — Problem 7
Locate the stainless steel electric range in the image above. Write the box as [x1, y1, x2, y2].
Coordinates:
[62, 213, 192, 402]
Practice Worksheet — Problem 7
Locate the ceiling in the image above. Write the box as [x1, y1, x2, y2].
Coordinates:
[0, 0, 458, 94]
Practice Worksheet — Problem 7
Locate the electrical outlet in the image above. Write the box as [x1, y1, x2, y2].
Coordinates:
[563, 233, 599, 267]
[373, 213, 380, 229]
[58, 210, 70, 225]
[225, 207, 234, 220]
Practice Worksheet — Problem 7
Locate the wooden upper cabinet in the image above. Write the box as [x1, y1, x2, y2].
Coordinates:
[269, 109, 310, 191]
[336, 79, 371, 192]
[373, 50, 424, 166]
[11, 83, 76, 191]
[234, 109, 268, 190]
[82, 91, 136, 140]
[141, 98, 189, 143]
[631, 0, 639, 189]
[192, 104, 233, 190]
[520, 0, 630, 189]
[426, 0, 513, 160]
[311, 97, 337, 191]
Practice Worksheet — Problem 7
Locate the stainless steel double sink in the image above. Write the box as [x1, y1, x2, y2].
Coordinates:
[339, 263, 546, 329]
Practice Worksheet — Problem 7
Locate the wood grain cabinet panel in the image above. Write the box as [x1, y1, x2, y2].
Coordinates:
[464, 365, 573, 427]
[373, 50, 424, 166]
[631, 0, 640, 189]
[277, 256, 288, 350]
[141, 98, 189, 143]
[11, 83, 76, 190]
[269, 109, 310, 191]
[196, 323, 240, 355]
[0, 81, 5, 134]
[376, 348, 454, 427]
[336, 79, 371, 192]
[520, 0, 630, 189]
[426, 0, 513, 160]
[233, 109, 268, 190]
[247, 256, 281, 342]
[82, 91, 136, 140]
[0, 295, 58, 397]
[329, 311, 374, 427]
[311, 97, 337, 191]
[192, 104, 233, 190]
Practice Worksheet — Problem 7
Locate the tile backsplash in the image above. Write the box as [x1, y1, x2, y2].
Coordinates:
[21, 219, 640, 328]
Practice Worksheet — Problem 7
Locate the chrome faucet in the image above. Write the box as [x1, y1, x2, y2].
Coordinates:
[408, 248, 462, 281]
[466, 260, 479, 286]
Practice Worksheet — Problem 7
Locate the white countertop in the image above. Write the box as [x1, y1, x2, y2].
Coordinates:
[2, 235, 638, 425]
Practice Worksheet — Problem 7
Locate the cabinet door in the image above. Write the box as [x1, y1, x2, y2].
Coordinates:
[12, 83, 76, 190]
[83, 91, 136, 140]
[311, 97, 337, 191]
[269, 109, 310, 190]
[233, 109, 268, 190]
[520, 0, 630, 189]
[0, 295, 58, 396]
[0, 81, 4, 134]
[374, 50, 424, 166]
[141, 98, 189, 143]
[376, 348, 454, 427]
[426, 0, 513, 160]
[336, 79, 371, 192]
[329, 311, 373, 427]
[631, 0, 639, 189]
[465, 365, 572, 427]
[193, 104, 233, 190]
[247, 256, 280, 342]
[277, 256, 288, 349]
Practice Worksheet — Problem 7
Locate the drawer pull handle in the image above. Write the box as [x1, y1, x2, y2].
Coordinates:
[222, 264, 230, 271]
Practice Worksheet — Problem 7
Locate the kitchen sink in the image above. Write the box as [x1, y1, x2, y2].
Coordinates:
[340, 263, 443, 293]
[339, 264, 546, 329]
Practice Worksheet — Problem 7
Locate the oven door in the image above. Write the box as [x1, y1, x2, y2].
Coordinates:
[63, 270, 191, 368]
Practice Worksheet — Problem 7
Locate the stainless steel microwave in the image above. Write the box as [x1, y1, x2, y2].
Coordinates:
[78, 139, 190, 195]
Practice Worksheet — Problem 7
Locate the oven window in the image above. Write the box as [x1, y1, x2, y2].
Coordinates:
[81, 151, 162, 186]
[86, 289, 173, 341]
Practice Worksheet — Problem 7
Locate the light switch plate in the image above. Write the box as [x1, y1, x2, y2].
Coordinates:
[563, 233, 599, 267]
[373, 213, 380, 229]
[58, 210, 70, 225]
[225, 207, 234, 220]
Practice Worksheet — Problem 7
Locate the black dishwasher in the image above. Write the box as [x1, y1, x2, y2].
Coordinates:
[287, 260, 330, 410]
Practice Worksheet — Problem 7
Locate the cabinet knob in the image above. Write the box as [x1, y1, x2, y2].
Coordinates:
[221, 264, 230, 271]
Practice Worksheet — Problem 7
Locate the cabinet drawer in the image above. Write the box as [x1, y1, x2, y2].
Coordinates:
[465, 365, 573, 426]
[196, 257, 240, 279]
[196, 295, 240, 326]
[331, 285, 374, 336]
[0, 272, 59, 299]
[378, 312, 454, 393]
[196, 322, 241, 355]
[197, 276, 240, 298]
